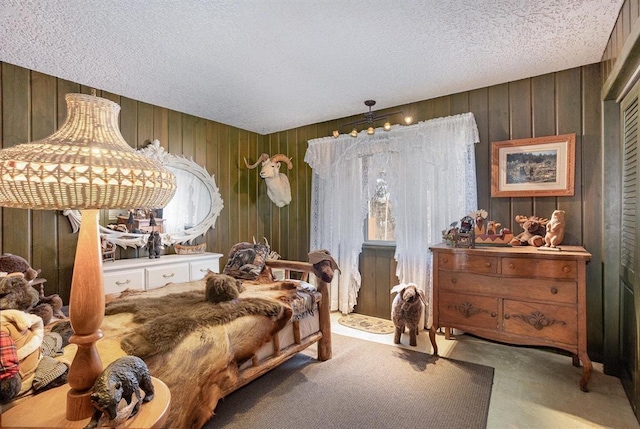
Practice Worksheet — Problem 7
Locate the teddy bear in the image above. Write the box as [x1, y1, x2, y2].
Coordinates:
[544, 210, 566, 248]
[205, 272, 245, 303]
[509, 215, 549, 247]
[0, 254, 39, 282]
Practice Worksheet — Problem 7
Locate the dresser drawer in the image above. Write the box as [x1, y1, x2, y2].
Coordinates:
[439, 291, 499, 330]
[190, 258, 220, 280]
[438, 271, 577, 305]
[146, 263, 190, 289]
[502, 257, 577, 279]
[104, 269, 145, 295]
[437, 253, 498, 274]
[503, 300, 577, 345]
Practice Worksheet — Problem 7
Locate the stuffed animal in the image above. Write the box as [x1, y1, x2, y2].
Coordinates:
[308, 249, 339, 283]
[0, 274, 62, 327]
[544, 210, 566, 248]
[146, 231, 162, 259]
[509, 215, 549, 247]
[390, 283, 426, 347]
[204, 273, 245, 303]
[0, 254, 39, 282]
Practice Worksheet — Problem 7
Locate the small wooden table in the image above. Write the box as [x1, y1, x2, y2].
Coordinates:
[2, 377, 171, 428]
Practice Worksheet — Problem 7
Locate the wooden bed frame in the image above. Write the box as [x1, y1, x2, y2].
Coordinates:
[2, 258, 332, 428]
[223, 259, 333, 396]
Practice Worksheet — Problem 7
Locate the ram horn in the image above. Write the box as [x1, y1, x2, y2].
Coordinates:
[270, 154, 293, 170]
[244, 153, 270, 169]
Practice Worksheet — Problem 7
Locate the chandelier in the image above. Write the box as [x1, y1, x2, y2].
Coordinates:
[332, 100, 414, 138]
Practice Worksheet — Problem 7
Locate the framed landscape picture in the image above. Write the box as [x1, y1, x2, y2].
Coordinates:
[491, 133, 575, 197]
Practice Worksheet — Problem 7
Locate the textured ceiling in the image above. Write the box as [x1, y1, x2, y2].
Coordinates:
[0, 1, 624, 135]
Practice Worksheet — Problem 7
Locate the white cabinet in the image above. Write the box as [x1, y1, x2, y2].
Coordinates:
[102, 252, 222, 295]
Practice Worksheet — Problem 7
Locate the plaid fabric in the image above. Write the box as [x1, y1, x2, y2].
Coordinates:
[0, 331, 19, 380]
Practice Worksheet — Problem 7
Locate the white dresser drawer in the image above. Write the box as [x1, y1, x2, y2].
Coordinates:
[146, 263, 190, 289]
[190, 258, 220, 280]
[104, 269, 145, 295]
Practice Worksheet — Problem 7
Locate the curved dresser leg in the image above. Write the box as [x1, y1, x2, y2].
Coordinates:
[429, 326, 438, 356]
[578, 351, 593, 392]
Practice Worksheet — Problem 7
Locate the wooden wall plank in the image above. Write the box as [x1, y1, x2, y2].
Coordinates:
[509, 78, 534, 218]
[30, 71, 58, 293]
[582, 63, 604, 361]
[555, 68, 583, 245]
[137, 101, 154, 149]
[488, 83, 511, 228]
[1, 64, 31, 258]
[153, 106, 169, 147]
[469, 88, 490, 213]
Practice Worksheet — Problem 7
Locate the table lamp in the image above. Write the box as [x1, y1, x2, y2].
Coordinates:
[0, 92, 177, 420]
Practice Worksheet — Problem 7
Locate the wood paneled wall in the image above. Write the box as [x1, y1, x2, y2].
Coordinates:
[0, 61, 604, 360]
[291, 64, 603, 360]
[0, 62, 313, 303]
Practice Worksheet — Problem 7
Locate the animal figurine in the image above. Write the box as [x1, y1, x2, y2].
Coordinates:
[85, 356, 155, 429]
[205, 273, 245, 303]
[244, 153, 293, 207]
[390, 283, 426, 347]
[146, 231, 162, 259]
[544, 210, 566, 248]
[509, 215, 548, 247]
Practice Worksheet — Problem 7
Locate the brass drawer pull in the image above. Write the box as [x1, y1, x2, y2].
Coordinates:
[491, 312, 497, 318]
[451, 278, 457, 284]
[563, 266, 572, 273]
[551, 287, 558, 294]
[163, 273, 175, 279]
[509, 263, 515, 269]
[485, 262, 491, 267]
[442, 257, 448, 264]
[115, 279, 131, 286]
[504, 314, 510, 319]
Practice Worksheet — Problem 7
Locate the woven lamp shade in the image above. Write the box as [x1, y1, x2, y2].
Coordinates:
[0, 93, 176, 210]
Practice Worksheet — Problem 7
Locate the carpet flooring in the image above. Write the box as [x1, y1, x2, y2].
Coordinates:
[207, 333, 494, 429]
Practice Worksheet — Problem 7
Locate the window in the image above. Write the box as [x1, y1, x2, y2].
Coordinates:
[366, 175, 395, 242]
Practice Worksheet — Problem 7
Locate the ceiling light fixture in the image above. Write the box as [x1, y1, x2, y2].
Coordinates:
[332, 100, 414, 138]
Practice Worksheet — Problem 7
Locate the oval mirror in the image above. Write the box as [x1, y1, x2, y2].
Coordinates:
[65, 140, 223, 248]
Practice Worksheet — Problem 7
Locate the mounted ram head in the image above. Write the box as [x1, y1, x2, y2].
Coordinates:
[244, 153, 293, 207]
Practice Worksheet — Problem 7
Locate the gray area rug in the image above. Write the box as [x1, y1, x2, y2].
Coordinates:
[206, 333, 494, 429]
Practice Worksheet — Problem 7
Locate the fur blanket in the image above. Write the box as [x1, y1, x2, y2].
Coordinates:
[101, 279, 300, 428]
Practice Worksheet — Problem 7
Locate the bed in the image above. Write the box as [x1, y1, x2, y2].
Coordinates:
[5, 257, 331, 429]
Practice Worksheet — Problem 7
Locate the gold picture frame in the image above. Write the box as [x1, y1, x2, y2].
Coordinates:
[491, 134, 575, 197]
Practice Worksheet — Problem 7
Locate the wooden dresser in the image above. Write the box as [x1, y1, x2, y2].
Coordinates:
[429, 243, 592, 391]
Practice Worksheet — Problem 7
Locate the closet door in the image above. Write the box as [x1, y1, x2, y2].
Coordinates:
[620, 79, 640, 415]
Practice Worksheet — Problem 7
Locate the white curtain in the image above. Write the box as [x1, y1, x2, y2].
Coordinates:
[305, 112, 479, 321]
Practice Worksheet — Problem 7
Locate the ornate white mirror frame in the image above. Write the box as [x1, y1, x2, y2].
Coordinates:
[64, 140, 224, 248]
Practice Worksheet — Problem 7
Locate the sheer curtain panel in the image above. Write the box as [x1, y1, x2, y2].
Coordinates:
[305, 112, 479, 319]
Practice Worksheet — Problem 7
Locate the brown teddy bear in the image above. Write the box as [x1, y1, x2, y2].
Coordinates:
[0, 254, 39, 282]
[509, 215, 549, 247]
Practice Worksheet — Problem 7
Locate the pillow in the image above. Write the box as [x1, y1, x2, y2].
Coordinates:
[222, 242, 270, 280]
